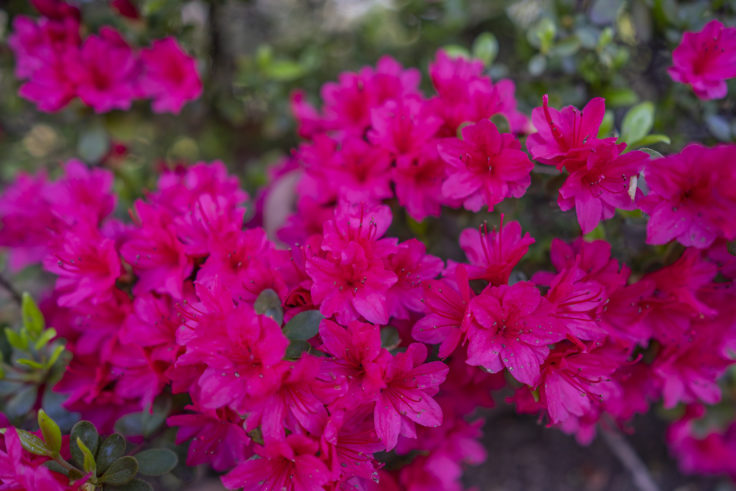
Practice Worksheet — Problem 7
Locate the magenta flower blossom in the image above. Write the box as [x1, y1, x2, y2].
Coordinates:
[558, 143, 648, 234]
[438, 119, 533, 212]
[140, 37, 202, 113]
[639, 144, 736, 248]
[372, 343, 448, 451]
[43, 225, 122, 307]
[120, 202, 192, 299]
[222, 434, 330, 491]
[50, 159, 116, 227]
[368, 96, 442, 158]
[0, 427, 66, 491]
[385, 239, 444, 319]
[167, 405, 252, 472]
[458, 216, 534, 285]
[70, 27, 140, 113]
[392, 144, 447, 221]
[466, 281, 564, 385]
[668, 20, 736, 100]
[320, 406, 384, 482]
[8, 15, 80, 79]
[527, 95, 614, 171]
[412, 266, 473, 359]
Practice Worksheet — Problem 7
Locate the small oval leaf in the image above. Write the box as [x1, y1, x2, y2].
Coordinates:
[16, 429, 52, 457]
[100, 456, 138, 485]
[621, 102, 654, 146]
[70, 421, 99, 469]
[76, 437, 96, 474]
[283, 310, 323, 341]
[254, 289, 284, 325]
[134, 448, 178, 476]
[21, 292, 45, 337]
[38, 409, 62, 456]
[97, 433, 127, 474]
[285, 340, 311, 359]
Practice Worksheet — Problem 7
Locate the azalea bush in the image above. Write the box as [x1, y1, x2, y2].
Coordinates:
[1, 1, 736, 490]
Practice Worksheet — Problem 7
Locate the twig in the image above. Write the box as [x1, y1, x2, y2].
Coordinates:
[0, 273, 22, 306]
[601, 427, 660, 491]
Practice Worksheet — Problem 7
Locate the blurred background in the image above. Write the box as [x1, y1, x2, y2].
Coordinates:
[1, 0, 736, 490]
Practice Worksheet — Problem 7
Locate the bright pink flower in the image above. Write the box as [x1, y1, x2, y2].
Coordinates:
[321, 406, 383, 482]
[140, 37, 202, 113]
[544, 266, 608, 341]
[0, 427, 66, 491]
[167, 406, 252, 472]
[385, 239, 444, 320]
[0, 172, 58, 270]
[17, 47, 78, 112]
[412, 266, 473, 358]
[111, 0, 141, 19]
[527, 95, 614, 171]
[120, 293, 181, 364]
[50, 159, 116, 227]
[466, 281, 564, 385]
[368, 96, 442, 157]
[244, 355, 329, 442]
[392, 145, 447, 221]
[438, 119, 532, 212]
[639, 144, 736, 248]
[558, 143, 647, 234]
[31, 0, 80, 20]
[43, 225, 122, 307]
[70, 27, 140, 112]
[222, 434, 330, 491]
[458, 216, 534, 285]
[372, 343, 448, 451]
[668, 20, 736, 100]
[9, 15, 80, 79]
[120, 202, 192, 299]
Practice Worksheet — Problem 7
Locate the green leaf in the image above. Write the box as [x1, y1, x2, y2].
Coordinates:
[472, 32, 498, 66]
[38, 409, 62, 456]
[16, 429, 53, 456]
[100, 456, 138, 485]
[639, 148, 664, 159]
[601, 87, 638, 107]
[380, 327, 401, 351]
[441, 45, 470, 59]
[76, 437, 96, 475]
[285, 340, 311, 360]
[134, 448, 178, 476]
[6, 386, 38, 420]
[489, 113, 510, 134]
[43, 460, 70, 476]
[254, 289, 284, 326]
[21, 293, 44, 338]
[630, 134, 670, 148]
[527, 17, 556, 52]
[598, 111, 614, 138]
[96, 433, 127, 474]
[282, 310, 323, 341]
[114, 397, 171, 438]
[34, 328, 57, 350]
[16, 358, 43, 369]
[70, 421, 99, 469]
[265, 60, 305, 81]
[620, 102, 654, 146]
[104, 478, 153, 491]
[584, 222, 606, 241]
[46, 344, 65, 368]
[4, 327, 27, 350]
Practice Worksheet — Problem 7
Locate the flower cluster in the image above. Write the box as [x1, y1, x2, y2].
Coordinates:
[9, 1, 202, 113]
[1, 43, 736, 490]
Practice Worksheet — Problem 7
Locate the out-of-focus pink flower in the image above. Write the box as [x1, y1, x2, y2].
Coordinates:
[140, 37, 202, 113]
[668, 20, 736, 99]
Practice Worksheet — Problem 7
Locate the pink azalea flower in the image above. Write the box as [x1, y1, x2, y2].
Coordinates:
[527, 95, 614, 171]
[9, 15, 80, 79]
[0, 427, 66, 491]
[372, 343, 448, 451]
[437, 119, 532, 212]
[392, 144, 447, 221]
[17, 46, 78, 112]
[558, 143, 647, 234]
[120, 202, 193, 299]
[457, 216, 534, 285]
[321, 406, 383, 482]
[140, 37, 202, 113]
[412, 266, 473, 359]
[70, 27, 140, 113]
[668, 20, 736, 100]
[50, 159, 116, 227]
[167, 405, 252, 472]
[222, 434, 330, 491]
[43, 225, 122, 307]
[368, 96, 442, 158]
[385, 239, 444, 320]
[466, 281, 565, 385]
[639, 144, 736, 248]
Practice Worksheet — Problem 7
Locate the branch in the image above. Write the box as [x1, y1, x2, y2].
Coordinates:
[0, 273, 22, 306]
[601, 427, 660, 491]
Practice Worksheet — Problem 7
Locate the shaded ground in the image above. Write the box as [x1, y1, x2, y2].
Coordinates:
[465, 409, 728, 491]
